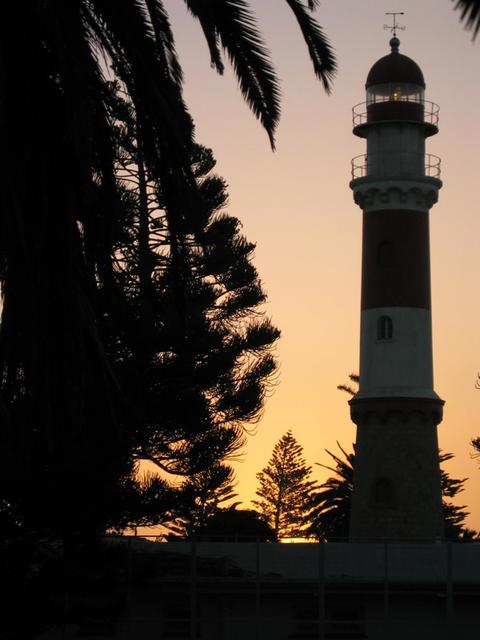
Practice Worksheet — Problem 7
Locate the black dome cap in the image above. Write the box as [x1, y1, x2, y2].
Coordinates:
[365, 38, 425, 89]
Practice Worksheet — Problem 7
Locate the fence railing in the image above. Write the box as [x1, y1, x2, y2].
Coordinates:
[352, 98, 440, 127]
[351, 152, 441, 180]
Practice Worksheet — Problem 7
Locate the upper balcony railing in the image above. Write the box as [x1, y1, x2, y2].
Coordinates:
[351, 152, 442, 180]
[352, 98, 440, 128]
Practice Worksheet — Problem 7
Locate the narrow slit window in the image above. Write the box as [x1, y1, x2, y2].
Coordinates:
[378, 315, 393, 340]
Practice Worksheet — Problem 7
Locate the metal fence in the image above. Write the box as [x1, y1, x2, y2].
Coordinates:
[352, 99, 440, 128]
[351, 152, 441, 180]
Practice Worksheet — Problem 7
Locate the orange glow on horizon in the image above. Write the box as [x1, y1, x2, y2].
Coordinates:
[159, 0, 480, 531]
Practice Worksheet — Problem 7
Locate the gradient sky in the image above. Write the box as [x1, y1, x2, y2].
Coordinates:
[161, 0, 480, 530]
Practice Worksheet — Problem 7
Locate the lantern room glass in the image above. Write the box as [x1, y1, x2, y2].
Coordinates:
[367, 83, 424, 105]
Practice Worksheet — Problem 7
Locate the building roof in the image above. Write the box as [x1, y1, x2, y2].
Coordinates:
[366, 37, 425, 89]
[119, 538, 480, 585]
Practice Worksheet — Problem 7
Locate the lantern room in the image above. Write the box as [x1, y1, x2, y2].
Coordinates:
[352, 37, 438, 138]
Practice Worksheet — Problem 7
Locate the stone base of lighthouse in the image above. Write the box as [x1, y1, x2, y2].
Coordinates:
[349, 396, 444, 542]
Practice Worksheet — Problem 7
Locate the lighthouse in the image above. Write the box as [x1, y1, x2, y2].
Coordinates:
[349, 31, 444, 541]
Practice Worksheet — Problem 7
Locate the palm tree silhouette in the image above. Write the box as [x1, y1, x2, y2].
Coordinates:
[308, 443, 354, 541]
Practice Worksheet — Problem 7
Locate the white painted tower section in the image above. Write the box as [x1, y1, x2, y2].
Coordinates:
[359, 307, 435, 398]
[350, 38, 442, 402]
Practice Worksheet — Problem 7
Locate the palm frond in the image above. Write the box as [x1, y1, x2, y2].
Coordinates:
[453, 0, 480, 39]
[185, 0, 281, 148]
[316, 443, 354, 479]
[144, 0, 183, 83]
[184, 0, 225, 73]
[86, 0, 200, 233]
[337, 373, 359, 396]
[472, 437, 480, 459]
[285, 0, 336, 93]
[337, 383, 356, 396]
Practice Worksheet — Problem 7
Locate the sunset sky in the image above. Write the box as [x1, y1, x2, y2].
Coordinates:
[162, 0, 480, 530]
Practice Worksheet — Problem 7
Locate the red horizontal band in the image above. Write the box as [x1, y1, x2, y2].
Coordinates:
[361, 209, 431, 309]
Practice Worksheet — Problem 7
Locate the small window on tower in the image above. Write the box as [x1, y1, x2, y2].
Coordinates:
[377, 315, 393, 340]
[372, 477, 396, 509]
[377, 241, 395, 267]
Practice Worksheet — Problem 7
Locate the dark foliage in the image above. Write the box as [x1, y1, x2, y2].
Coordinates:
[472, 436, 480, 460]
[308, 442, 353, 541]
[167, 463, 239, 537]
[105, 96, 281, 481]
[439, 452, 478, 540]
[107, 470, 180, 533]
[196, 507, 275, 541]
[0, 0, 196, 542]
[0, 0, 334, 542]
[336, 373, 359, 397]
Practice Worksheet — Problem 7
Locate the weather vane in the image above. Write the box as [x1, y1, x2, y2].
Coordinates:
[384, 12, 406, 37]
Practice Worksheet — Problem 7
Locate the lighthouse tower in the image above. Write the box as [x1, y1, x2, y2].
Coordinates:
[349, 35, 444, 541]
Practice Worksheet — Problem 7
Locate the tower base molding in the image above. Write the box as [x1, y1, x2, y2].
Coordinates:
[350, 395, 444, 426]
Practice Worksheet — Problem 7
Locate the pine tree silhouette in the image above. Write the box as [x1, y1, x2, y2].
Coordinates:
[253, 430, 317, 539]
